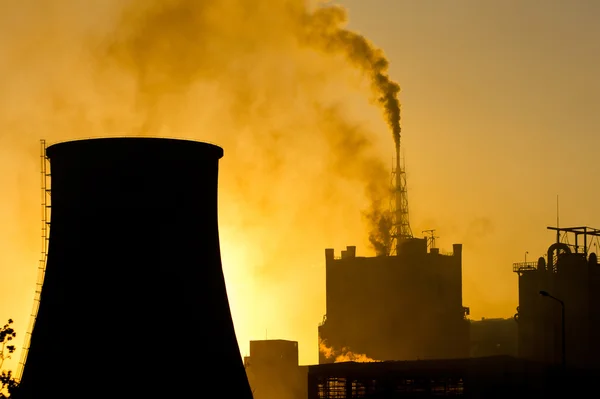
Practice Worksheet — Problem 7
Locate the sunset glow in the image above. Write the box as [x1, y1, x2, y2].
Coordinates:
[1, 0, 599, 370]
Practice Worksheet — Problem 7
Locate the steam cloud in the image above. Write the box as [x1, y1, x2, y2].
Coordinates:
[0, 0, 403, 362]
[103, 0, 400, 255]
[319, 338, 378, 363]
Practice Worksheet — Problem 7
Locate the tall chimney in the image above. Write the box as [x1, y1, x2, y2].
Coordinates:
[395, 143, 402, 249]
[16, 138, 253, 398]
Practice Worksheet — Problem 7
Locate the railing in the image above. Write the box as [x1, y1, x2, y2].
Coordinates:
[512, 261, 538, 273]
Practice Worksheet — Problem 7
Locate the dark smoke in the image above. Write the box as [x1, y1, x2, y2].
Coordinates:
[106, 2, 402, 146]
[300, 4, 402, 252]
[0, 0, 411, 370]
[302, 4, 402, 148]
[317, 105, 393, 255]
[367, 206, 393, 256]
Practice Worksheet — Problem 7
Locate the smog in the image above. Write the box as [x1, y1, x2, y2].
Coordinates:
[0, 0, 402, 380]
[319, 338, 378, 363]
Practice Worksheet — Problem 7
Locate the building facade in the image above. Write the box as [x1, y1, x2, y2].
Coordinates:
[307, 356, 588, 398]
[244, 340, 308, 399]
[319, 238, 470, 363]
[514, 226, 600, 369]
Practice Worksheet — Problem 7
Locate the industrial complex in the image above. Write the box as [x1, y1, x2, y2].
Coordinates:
[240, 126, 600, 397]
[245, 224, 600, 398]
[13, 137, 600, 398]
[242, 129, 600, 396]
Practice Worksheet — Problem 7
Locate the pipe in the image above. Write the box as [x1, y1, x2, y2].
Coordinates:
[547, 242, 571, 273]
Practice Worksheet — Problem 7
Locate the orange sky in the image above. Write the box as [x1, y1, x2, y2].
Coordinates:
[1, 0, 599, 368]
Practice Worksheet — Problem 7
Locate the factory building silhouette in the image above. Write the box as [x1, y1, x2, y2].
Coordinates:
[243, 171, 600, 397]
[15, 138, 253, 398]
[15, 138, 600, 398]
[316, 143, 469, 363]
[244, 340, 308, 399]
[246, 228, 600, 398]
[319, 240, 470, 363]
[513, 226, 600, 369]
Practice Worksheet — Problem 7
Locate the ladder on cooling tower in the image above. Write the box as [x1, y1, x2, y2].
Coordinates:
[15, 139, 51, 381]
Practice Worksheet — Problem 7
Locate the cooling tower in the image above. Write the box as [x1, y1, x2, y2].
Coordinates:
[16, 138, 253, 398]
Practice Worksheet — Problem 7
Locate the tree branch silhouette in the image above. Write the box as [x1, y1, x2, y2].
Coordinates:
[0, 319, 19, 398]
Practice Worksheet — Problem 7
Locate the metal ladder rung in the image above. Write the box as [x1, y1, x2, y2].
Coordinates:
[17, 139, 51, 382]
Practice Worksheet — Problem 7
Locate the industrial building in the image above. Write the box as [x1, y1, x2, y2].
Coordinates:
[318, 238, 470, 363]
[307, 356, 590, 398]
[513, 226, 600, 370]
[315, 129, 470, 363]
[244, 340, 308, 399]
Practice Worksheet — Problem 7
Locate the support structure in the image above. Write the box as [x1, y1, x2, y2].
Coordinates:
[16, 140, 51, 381]
[547, 226, 600, 256]
[390, 143, 412, 255]
[423, 229, 438, 250]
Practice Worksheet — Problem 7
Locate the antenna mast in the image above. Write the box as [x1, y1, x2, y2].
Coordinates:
[422, 229, 438, 250]
[556, 195, 560, 243]
[391, 105, 413, 255]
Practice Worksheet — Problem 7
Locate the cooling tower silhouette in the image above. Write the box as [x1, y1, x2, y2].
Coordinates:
[16, 138, 253, 398]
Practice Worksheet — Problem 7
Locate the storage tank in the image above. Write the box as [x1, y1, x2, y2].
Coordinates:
[16, 138, 253, 398]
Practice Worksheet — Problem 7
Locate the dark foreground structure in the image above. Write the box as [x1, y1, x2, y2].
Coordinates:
[514, 226, 600, 370]
[319, 239, 470, 363]
[308, 356, 593, 398]
[16, 138, 253, 398]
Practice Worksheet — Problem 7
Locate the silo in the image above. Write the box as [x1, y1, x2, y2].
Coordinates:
[16, 138, 253, 398]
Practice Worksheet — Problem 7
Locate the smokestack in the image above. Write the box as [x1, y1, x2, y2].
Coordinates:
[16, 138, 253, 399]
[395, 141, 401, 248]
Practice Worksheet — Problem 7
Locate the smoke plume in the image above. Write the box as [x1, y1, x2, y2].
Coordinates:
[0, 0, 401, 365]
[319, 338, 378, 363]
[101, 0, 399, 254]
[302, 4, 402, 148]
[366, 207, 394, 256]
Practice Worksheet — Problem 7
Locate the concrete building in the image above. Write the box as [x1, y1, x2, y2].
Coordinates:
[513, 226, 600, 369]
[15, 139, 252, 399]
[244, 340, 308, 399]
[318, 238, 470, 363]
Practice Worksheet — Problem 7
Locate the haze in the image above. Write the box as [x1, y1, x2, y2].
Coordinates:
[1, 0, 599, 368]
